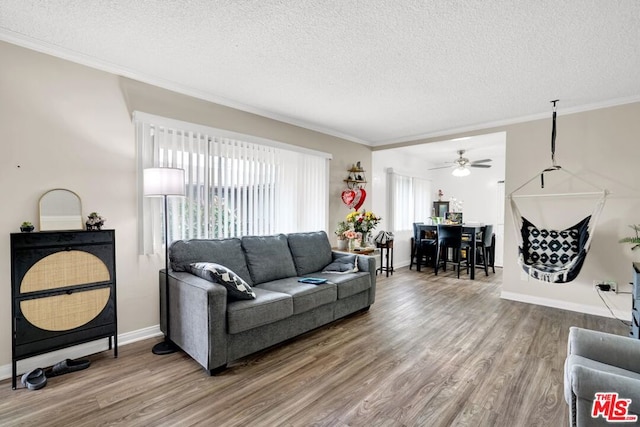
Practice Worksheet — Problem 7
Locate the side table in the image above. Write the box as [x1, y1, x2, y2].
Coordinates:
[376, 240, 394, 277]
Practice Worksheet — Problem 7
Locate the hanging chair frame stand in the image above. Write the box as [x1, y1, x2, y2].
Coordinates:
[508, 100, 609, 283]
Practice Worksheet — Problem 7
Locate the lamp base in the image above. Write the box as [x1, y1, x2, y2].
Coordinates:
[152, 339, 177, 355]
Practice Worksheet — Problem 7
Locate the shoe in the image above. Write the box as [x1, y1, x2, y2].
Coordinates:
[45, 359, 91, 377]
[21, 368, 47, 390]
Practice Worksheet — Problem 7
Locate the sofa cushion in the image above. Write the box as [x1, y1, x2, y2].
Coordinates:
[227, 287, 293, 334]
[287, 231, 333, 276]
[189, 262, 256, 300]
[257, 277, 337, 315]
[169, 238, 253, 285]
[241, 234, 297, 284]
[306, 271, 371, 299]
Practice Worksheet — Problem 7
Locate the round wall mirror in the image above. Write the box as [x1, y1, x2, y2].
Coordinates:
[39, 189, 83, 231]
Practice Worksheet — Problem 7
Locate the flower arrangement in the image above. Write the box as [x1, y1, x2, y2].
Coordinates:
[345, 210, 381, 248]
[346, 210, 381, 234]
[620, 224, 640, 251]
[86, 212, 106, 231]
[343, 230, 358, 240]
[449, 197, 464, 212]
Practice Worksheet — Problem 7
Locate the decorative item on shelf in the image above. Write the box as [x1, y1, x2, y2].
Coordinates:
[345, 210, 381, 248]
[85, 212, 106, 231]
[20, 221, 34, 233]
[344, 161, 367, 189]
[620, 224, 640, 251]
[438, 189, 444, 201]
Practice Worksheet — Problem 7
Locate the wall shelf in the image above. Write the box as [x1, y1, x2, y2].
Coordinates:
[344, 166, 367, 189]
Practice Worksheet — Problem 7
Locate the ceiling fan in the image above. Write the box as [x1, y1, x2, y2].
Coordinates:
[429, 150, 492, 176]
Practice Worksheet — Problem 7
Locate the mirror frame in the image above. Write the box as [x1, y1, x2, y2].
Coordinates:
[39, 189, 84, 231]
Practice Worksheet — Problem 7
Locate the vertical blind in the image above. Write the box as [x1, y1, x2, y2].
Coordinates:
[135, 112, 330, 255]
[387, 169, 432, 232]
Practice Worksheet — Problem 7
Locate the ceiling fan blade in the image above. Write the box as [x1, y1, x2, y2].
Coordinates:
[428, 165, 453, 170]
[470, 159, 492, 164]
[470, 164, 492, 168]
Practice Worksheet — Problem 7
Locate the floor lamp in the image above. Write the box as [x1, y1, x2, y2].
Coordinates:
[143, 167, 186, 355]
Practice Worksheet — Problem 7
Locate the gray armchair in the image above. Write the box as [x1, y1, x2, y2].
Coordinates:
[564, 327, 640, 426]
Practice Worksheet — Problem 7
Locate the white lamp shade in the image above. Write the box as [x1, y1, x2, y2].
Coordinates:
[452, 166, 471, 177]
[143, 168, 186, 196]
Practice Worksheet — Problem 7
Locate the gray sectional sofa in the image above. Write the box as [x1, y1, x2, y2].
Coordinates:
[161, 231, 376, 374]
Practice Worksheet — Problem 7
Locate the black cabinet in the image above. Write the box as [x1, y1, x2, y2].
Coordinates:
[10, 230, 117, 389]
[631, 263, 640, 339]
[433, 201, 449, 218]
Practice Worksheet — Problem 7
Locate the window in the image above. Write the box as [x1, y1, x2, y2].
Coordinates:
[387, 169, 431, 232]
[135, 112, 330, 255]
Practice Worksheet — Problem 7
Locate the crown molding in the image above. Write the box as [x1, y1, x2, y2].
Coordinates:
[3, 29, 639, 149]
[371, 95, 640, 147]
[0, 29, 372, 146]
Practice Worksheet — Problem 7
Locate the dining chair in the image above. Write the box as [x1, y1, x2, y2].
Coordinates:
[410, 222, 423, 270]
[468, 225, 494, 276]
[412, 223, 437, 271]
[435, 225, 466, 278]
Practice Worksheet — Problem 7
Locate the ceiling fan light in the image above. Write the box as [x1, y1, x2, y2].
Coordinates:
[452, 166, 470, 177]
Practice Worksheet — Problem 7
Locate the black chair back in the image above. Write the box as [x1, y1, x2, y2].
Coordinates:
[437, 225, 463, 248]
[482, 225, 494, 247]
[413, 222, 424, 242]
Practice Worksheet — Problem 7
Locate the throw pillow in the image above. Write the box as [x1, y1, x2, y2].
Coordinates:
[323, 254, 359, 273]
[521, 216, 590, 267]
[189, 262, 256, 300]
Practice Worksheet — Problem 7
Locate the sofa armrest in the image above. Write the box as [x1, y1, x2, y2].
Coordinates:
[166, 271, 228, 371]
[568, 363, 640, 415]
[568, 327, 640, 374]
[353, 252, 376, 305]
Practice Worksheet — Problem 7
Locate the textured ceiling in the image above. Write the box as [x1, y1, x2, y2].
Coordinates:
[1, 1, 640, 146]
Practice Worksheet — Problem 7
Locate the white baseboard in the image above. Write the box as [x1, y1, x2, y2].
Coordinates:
[1, 325, 162, 382]
[500, 291, 631, 322]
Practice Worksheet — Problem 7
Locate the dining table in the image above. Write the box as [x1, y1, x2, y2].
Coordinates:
[416, 223, 487, 280]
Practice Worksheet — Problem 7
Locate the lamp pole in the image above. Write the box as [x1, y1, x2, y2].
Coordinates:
[143, 167, 185, 355]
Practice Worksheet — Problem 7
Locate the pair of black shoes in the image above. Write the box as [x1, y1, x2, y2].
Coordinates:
[21, 359, 90, 390]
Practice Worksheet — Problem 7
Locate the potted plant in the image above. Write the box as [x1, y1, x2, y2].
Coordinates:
[20, 221, 34, 232]
[335, 221, 350, 250]
[86, 212, 106, 231]
[620, 224, 640, 251]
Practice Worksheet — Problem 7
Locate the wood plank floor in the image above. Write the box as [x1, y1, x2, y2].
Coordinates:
[0, 267, 628, 426]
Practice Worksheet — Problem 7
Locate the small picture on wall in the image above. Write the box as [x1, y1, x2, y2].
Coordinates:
[446, 212, 463, 224]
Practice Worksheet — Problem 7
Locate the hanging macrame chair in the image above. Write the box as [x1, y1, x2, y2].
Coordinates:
[508, 100, 608, 283]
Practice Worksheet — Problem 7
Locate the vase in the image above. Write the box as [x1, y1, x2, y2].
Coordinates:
[360, 232, 369, 248]
[337, 239, 348, 251]
[348, 239, 356, 252]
